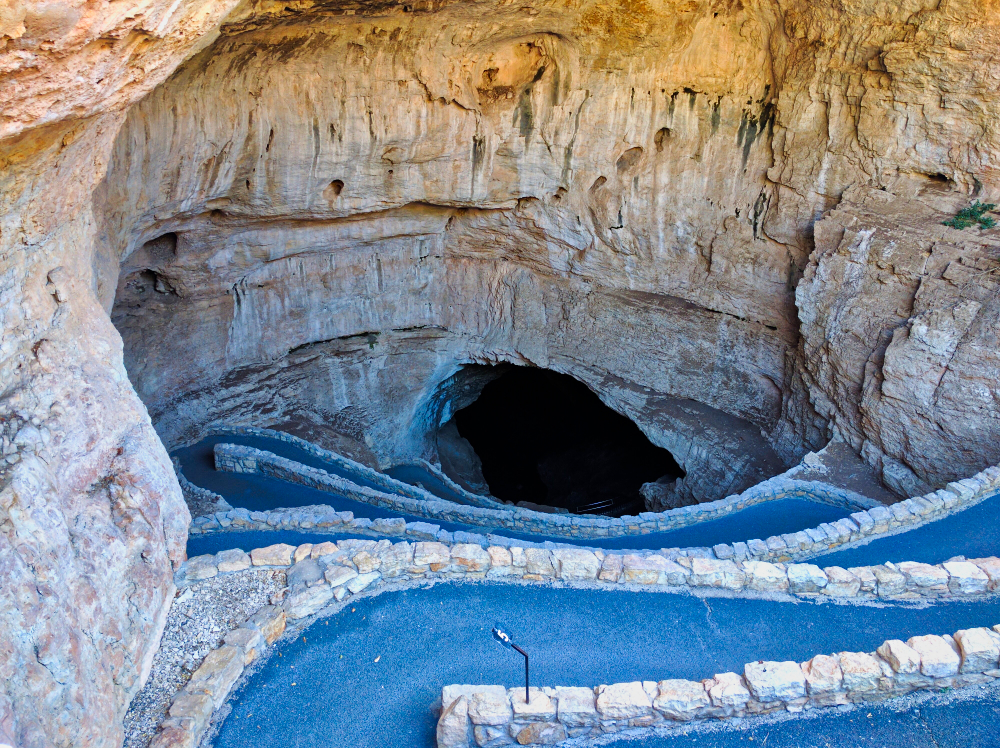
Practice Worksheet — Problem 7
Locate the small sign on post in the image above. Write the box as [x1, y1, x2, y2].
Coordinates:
[491, 622, 530, 704]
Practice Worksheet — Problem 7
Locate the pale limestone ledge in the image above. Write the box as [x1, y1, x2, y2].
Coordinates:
[436, 625, 1000, 747]
[187, 460, 1000, 566]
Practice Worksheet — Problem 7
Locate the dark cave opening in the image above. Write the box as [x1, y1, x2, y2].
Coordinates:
[451, 367, 684, 516]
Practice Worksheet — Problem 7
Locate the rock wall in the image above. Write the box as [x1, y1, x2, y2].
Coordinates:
[3, 0, 1000, 745]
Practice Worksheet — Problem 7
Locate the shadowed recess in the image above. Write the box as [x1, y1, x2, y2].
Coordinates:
[452, 367, 684, 516]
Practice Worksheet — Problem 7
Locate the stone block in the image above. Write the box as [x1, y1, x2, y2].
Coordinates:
[468, 688, 513, 726]
[867, 506, 891, 532]
[747, 539, 769, 557]
[149, 724, 197, 748]
[284, 584, 334, 619]
[871, 565, 906, 597]
[889, 503, 915, 525]
[705, 672, 750, 713]
[822, 566, 860, 597]
[653, 679, 710, 720]
[372, 517, 407, 535]
[346, 571, 381, 593]
[942, 561, 989, 594]
[622, 554, 681, 585]
[595, 682, 651, 720]
[287, 558, 324, 588]
[310, 541, 340, 559]
[743, 561, 788, 593]
[801, 655, 842, 695]
[473, 724, 508, 746]
[908, 635, 960, 677]
[167, 691, 215, 737]
[352, 550, 381, 574]
[743, 661, 806, 702]
[971, 557, 1000, 590]
[551, 549, 600, 581]
[406, 521, 441, 540]
[787, 564, 827, 593]
[513, 722, 566, 745]
[877, 640, 921, 674]
[414, 542, 451, 570]
[897, 562, 949, 591]
[438, 695, 471, 748]
[186, 645, 245, 709]
[325, 565, 359, 588]
[553, 686, 598, 726]
[945, 481, 975, 501]
[509, 688, 556, 720]
[688, 558, 745, 590]
[246, 605, 286, 644]
[293, 544, 313, 564]
[849, 567, 877, 594]
[954, 628, 1000, 672]
[223, 627, 264, 664]
[215, 549, 250, 573]
[524, 549, 554, 577]
[251, 543, 295, 567]
[380, 542, 414, 577]
[487, 546, 512, 568]
[838, 652, 881, 692]
[713, 544, 735, 559]
[452, 544, 492, 573]
[850, 512, 874, 534]
[598, 554, 623, 582]
[184, 555, 218, 581]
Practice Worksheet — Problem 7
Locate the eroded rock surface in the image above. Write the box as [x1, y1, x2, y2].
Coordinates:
[3, 0, 1000, 745]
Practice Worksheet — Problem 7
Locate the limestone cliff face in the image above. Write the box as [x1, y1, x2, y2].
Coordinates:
[3, 0, 1000, 745]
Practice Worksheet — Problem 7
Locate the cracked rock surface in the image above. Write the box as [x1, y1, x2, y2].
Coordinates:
[5, 0, 1000, 746]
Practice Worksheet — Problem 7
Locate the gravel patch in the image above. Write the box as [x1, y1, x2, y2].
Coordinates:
[123, 569, 286, 748]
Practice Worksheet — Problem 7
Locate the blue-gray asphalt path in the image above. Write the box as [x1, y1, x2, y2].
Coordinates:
[177, 436, 851, 553]
[599, 685, 1000, 748]
[814, 493, 1000, 568]
[385, 464, 473, 505]
[212, 582, 1000, 748]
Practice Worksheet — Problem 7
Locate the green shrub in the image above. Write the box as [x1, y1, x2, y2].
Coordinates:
[943, 201, 997, 230]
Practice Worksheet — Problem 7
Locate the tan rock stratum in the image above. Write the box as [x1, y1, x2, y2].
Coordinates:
[2, 0, 1000, 745]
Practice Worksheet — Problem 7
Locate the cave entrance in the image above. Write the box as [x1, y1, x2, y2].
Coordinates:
[445, 366, 684, 517]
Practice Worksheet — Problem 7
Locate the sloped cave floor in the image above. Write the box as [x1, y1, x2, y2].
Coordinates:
[442, 367, 684, 516]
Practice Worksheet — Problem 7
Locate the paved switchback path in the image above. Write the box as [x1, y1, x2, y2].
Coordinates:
[211, 583, 1000, 748]
[176, 435, 851, 552]
[814, 492, 1000, 567]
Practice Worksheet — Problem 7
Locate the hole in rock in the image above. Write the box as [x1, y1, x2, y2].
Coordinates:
[323, 179, 344, 200]
[449, 367, 683, 516]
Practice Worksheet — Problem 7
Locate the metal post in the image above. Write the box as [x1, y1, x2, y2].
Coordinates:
[512, 644, 529, 704]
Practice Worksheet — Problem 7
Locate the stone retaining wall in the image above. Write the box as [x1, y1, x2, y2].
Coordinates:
[172, 457, 231, 515]
[212, 441, 880, 545]
[146, 599, 287, 748]
[209, 426, 506, 510]
[177, 537, 1000, 604]
[155, 534, 1000, 748]
[436, 624, 1000, 747]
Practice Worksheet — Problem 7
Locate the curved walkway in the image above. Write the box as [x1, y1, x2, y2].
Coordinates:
[212, 582, 1000, 748]
[813, 492, 1000, 566]
[176, 436, 852, 552]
